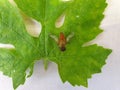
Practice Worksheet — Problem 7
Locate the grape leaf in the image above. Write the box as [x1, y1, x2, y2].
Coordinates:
[0, 0, 112, 89]
[0, 0, 42, 88]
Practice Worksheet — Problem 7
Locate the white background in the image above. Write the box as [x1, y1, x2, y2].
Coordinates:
[0, 0, 120, 90]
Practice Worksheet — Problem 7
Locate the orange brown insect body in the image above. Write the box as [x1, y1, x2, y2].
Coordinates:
[58, 32, 67, 51]
[49, 32, 74, 52]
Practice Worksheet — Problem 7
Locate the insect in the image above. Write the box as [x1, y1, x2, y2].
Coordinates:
[49, 32, 74, 51]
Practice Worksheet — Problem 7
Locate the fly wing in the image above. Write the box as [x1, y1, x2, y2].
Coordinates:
[66, 32, 74, 42]
[49, 34, 58, 43]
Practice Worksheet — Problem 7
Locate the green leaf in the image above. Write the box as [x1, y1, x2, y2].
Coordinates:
[0, 0, 41, 88]
[0, 0, 112, 89]
[54, 44, 111, 86]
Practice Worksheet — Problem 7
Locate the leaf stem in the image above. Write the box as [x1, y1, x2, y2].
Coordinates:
[43, 59, 49, 70]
